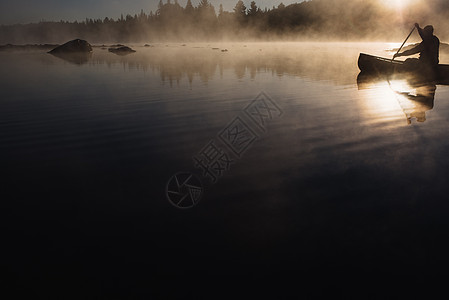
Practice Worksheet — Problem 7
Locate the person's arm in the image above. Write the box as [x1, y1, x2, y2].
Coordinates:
[415, 23, 425, 40]
[394, 23, 425, 58]
[394, 43, 423, 58]
[398, 43, 423, 56]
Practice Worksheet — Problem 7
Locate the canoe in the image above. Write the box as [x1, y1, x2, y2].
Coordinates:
[358, 53, 449, 84]
[358, 53, 404, 73]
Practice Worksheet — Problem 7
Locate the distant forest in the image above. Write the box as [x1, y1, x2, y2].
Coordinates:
[2, 0, 449, 43]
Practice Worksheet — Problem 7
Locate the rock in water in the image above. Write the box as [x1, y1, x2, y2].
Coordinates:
[108, 46, 136, 55]
[48, 39, 92, 54]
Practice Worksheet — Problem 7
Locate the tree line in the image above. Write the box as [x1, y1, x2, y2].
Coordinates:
[2, 0, 449, 44]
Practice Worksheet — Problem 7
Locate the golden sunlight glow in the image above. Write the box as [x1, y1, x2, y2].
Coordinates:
[380, 0, 416, 10]
[358, 80, 416, 126]
[358, 79, 434, 125]
[367, 84, 402, 112]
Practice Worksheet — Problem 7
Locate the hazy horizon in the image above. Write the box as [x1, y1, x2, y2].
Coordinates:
[3, 0, 449, 44]
[0, 0, 303, 25]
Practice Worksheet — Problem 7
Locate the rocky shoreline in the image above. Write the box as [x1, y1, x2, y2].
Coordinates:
[0, 44, 59, 51]
[0, 42, 137, 52]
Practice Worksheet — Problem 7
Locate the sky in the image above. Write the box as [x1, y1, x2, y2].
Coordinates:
[0, 0, 302, 25]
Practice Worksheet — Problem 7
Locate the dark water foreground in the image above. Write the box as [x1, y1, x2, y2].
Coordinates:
[2, 43, 449, 298]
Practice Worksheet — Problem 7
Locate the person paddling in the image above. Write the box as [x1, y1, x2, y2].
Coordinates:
[393, 23, 440, 70]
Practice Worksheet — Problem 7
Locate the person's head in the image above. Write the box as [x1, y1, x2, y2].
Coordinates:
[424, 25, 434, 37]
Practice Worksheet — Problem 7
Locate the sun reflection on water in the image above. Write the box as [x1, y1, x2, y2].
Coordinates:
[359, 82, 404, 126]
[357, 75, 437, 126]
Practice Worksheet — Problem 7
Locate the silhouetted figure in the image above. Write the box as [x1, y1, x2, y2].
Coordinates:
[394, 23, 440, 71]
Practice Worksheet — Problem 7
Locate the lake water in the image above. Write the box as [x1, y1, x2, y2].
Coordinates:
[3, 42, 449, 297]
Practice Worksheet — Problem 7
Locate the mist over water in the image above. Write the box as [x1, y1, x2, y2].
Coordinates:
[2, 0, 449, 44]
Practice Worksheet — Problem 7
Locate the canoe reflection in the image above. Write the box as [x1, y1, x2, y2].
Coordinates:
[398, 84, 435, 124]
[357, 72, 437, 124]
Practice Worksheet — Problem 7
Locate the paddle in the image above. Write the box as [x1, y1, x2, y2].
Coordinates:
[391, 26, 416, 62]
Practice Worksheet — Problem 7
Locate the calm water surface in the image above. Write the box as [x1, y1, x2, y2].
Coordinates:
[2, 42, 449, 296]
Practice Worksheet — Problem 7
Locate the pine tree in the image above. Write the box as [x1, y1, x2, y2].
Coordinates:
[185, 0, 194, 15]
[234, 0, 247, 16]
[234, 0, 247, 23]
[157, 0, 164, 16]
[198, 0, 210, 10]
[248, 1, 259, 16]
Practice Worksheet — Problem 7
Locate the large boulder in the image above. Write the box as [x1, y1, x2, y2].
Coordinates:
[48, 39, 92, 54]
